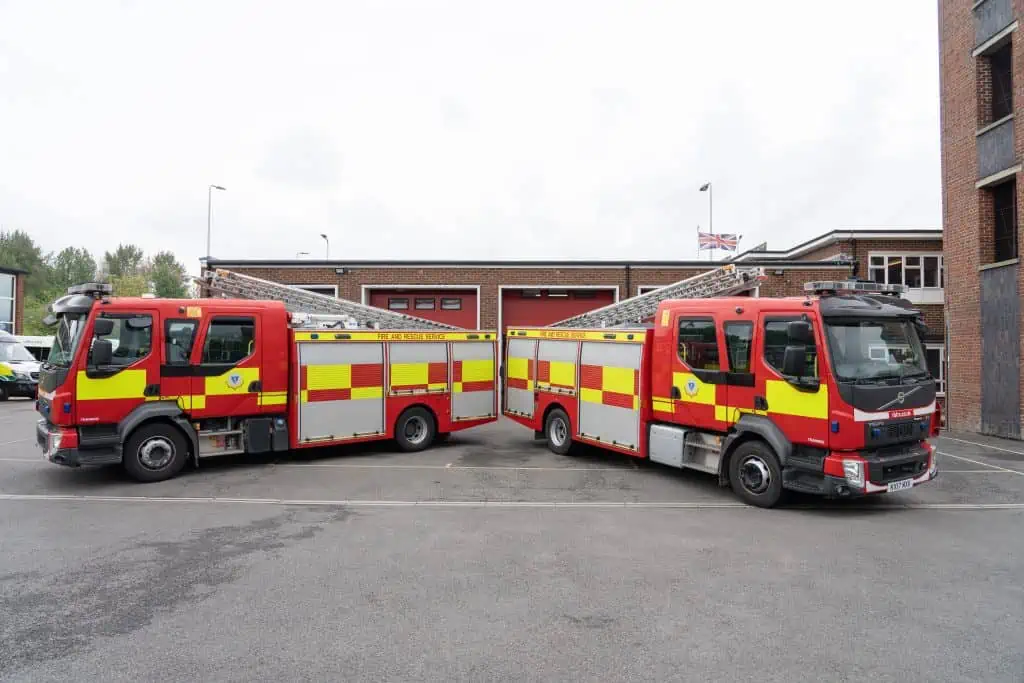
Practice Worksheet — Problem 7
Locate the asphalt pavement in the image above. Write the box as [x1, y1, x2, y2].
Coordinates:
[1, 398, 1022, 682]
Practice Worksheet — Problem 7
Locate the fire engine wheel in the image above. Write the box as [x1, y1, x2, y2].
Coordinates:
[123, 423, 188, 483]
[728, 441, 785, 508]
[395, 407, 435, 452]
[544, 408, 572, 456]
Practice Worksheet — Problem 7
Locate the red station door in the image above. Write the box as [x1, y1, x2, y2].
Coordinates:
[501, 288, 616, 335]
[368, 289, 478, 329]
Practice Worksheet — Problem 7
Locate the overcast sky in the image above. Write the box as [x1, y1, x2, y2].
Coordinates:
[1, 1, 941, 268]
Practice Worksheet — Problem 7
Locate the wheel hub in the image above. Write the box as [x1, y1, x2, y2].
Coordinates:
[139, 436, 175, 470]
[738, 455, 772, 494]
[405, 416, 427, 444]
[550, 418, 567, 447]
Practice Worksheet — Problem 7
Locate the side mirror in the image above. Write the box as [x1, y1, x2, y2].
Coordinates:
[782, 345, 807, 377]
[93, 318, 115, 336]
[787, 320, 813, 345]
[91, 339, 113, 367]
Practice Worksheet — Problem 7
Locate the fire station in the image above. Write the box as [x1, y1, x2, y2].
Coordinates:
[203, 228, 946, 407]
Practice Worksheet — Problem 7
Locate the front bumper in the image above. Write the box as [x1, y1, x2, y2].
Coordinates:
[4, 379, 38, 397]
[783, 442, 938, 499]
[36, 420, 120, 468]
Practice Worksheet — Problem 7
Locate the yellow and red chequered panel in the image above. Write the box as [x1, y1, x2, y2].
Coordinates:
[301, 363, 384, 403]
[453, 359, 495, 393]
[579, 364, 640, 410]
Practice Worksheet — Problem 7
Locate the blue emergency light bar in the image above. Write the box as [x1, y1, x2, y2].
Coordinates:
[804, 280, 906, 296]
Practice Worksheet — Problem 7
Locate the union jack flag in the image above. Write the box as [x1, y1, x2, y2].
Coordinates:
[697, 232, 740, 251]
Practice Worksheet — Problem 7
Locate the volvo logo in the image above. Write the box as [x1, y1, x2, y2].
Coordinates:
[877, 385, 922, 411]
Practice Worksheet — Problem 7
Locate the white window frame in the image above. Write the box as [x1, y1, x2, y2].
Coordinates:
[0, 273, 14, 333]
[867, 252, 945, 305]
[925, 344, 946, 397]
[290, 284, 339, 298]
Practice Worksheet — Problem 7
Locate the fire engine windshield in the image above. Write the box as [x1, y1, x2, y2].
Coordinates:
[824, 319, 929, 382]
[46, 313, 87, 368]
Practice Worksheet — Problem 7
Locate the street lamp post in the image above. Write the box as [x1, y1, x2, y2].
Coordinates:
[699, 182, 712, 261]
[320, 233, 330, 259]
[206, 184, 227, 259]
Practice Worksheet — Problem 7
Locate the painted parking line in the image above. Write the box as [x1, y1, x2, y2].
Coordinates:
[0, 439, 32, 446]
[0, 493, 1023, 511]
[285, 463, 636, 473]
[938, 435, 1024, 457]
[936, 450, 1024, 475]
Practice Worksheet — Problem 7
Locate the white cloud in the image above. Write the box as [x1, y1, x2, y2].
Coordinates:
[0, 0, 941, 268]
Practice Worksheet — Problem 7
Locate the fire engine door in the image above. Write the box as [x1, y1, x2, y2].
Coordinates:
[76, 310, 161, 425]
[754, 314, 829, 448]
[664, 312, 730, 432]
[722, 320, 757, 425]
[189, 315, 263, 418]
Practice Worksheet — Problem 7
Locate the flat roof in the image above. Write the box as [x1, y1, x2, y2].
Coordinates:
[729, 229, 942, 262]
[0, 265, 28, 275]
[203, 257, 856, 270]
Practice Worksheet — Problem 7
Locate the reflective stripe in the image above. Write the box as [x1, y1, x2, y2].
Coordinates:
[205, 367, 260, 396]
[508, 329, 645, 343]
[765, 379, 828, 419]
[258, 391, 288, 406]
[294, 331, 496, 342]
[76, 369, 147, 401]
[672, 372, 716, 406]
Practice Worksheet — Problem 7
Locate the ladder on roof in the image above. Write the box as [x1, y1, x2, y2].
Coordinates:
[551, 264, 766, 328]
[200, 268, 459, 331]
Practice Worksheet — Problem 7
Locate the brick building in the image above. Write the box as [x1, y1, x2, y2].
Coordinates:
[940, 0, 1023, 438]
[0, 266, 26, 335]
[206, 228, 946, 401]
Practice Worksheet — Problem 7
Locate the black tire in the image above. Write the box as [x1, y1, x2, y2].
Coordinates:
[435, 432, 452, 444]
[395, 407, 436, 452]
[544, 408, 572, 455]
[0, 384, 8, 401]
[122, 422, 189, 483]
[728, 440, 786, 508]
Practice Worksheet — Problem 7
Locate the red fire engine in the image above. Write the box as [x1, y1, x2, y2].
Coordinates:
[503, 271, 940, 507]
[36, 276, 498, 482]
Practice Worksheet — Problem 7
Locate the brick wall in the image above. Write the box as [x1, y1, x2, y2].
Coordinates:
[940, 0, 1024, 434]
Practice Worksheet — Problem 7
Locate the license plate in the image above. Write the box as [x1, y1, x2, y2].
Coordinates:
[887, 479, 914, 493]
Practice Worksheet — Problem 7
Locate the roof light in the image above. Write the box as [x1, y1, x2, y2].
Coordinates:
[804, 280, 906, 296]
[67, 283, 114, 296]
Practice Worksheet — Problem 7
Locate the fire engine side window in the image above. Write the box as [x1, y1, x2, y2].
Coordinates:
[201, 318, 255, 365]
[763, 319, 818, 378]
[89, 315, 153, 368]
[724, 322, 753, 373]
[165, 320, 197, 366]
[678, 318, 720, 370]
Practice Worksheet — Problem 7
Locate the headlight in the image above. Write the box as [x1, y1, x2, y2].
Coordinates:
[12, 369, 30, 379]
[842, 459, 865, 488]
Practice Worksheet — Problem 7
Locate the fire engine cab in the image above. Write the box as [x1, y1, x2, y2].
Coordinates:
[504, 277, 940, 507]
[36, 280, 498, 482]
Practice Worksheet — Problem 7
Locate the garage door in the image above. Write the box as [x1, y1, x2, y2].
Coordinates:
[368, 289, 477, 328]
[501, 288, 616, 333]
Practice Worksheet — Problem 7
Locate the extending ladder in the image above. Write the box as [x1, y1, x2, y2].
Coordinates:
[201, 268, 458, 331]
[551, 264, 766, 328]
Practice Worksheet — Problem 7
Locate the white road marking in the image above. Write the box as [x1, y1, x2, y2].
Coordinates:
[936, 450, 1024, 476]
[0, 458, 38, 463]
[0, 493, 1023, 511]
[938, 435, 1024, 457]
[943, 469, 1019, 474]
[0, 439, 32, 446]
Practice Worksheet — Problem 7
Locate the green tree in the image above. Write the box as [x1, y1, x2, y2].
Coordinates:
[0, 229, 52, 292]
[103, 244, 145, 279]
[111, 274, 149, 297]
[149, 251, 188, 298]
[51, 247, 97, 289]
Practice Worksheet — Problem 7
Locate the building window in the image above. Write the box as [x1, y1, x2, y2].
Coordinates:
[925, 345, 945, 396]
[992, 179, 1018, 263]
[0, 273, 13, 333]
[573, 290, 598, 299]
[868, 254, 945, 289]
[414, 298, 435, 310]
[990, 42, 1013, 122]
[388, 298, 409, 310]
[638, 286, 664, 295]
[440, 298, 462, 310]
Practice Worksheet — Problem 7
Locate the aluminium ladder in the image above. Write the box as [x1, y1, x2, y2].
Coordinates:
[551, 264, 766, 328]
[200, 268, 459, 331]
